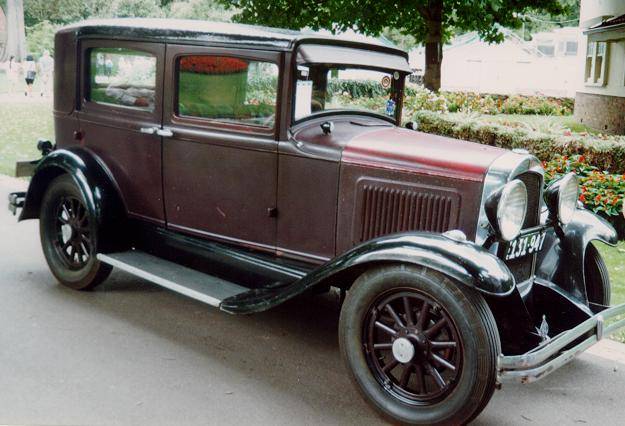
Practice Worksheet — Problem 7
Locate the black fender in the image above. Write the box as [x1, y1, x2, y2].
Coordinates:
[20, 147, 128, 252]
[536, 208, 617, 304]
[221, 232, 515, 314]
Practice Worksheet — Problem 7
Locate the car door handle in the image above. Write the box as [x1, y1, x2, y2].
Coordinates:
[156, 128, 174, 138]
[140, 126, 157, 135]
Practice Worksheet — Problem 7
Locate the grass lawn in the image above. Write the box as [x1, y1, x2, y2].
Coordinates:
[597, 241, 625, 342]
[0, 101, 54, 176]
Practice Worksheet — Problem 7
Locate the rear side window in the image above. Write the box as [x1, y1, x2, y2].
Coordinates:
[88, 48, 157, 111]
[176, 55, 279, 128]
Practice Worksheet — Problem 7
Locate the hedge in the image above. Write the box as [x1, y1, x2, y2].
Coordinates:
[412, 111, 625, 175]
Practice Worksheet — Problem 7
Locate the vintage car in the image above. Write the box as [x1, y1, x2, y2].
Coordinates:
[8, 18, 625, 425]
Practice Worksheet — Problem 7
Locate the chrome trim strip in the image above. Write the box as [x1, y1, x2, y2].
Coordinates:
[497, 302, 625, 384]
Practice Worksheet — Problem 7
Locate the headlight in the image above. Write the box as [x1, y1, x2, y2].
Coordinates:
[485, 180, 528, 241]
[545, 173, 578, 224]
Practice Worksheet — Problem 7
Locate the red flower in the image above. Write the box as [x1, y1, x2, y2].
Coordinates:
[180, 56, 249, 75]
[578, 155, 585, 162]
[579, 193, 586, 202]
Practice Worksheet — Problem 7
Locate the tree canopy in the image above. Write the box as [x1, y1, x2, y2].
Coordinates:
[221, 0, 570, 90]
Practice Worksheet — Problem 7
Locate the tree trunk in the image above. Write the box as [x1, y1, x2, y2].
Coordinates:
[1, 0, 27, 62]
[423, 0, 443, 92]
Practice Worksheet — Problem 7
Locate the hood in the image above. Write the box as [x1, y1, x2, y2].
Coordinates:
[342, 126, 506, 182]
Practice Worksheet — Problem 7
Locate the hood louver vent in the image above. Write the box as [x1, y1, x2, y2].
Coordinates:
[356, 181, 460, 243]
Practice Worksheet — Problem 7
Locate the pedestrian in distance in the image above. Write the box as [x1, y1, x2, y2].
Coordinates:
[24, 55, 37, 97]
[6, 56, 21, 94]
[38, 50, 54, 97]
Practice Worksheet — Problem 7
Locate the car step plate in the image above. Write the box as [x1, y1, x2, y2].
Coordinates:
[97, 250, 248, 307]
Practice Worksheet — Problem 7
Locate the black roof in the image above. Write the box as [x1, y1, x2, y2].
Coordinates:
[586, 13, 625, 34]
[59, 18, 407, 57]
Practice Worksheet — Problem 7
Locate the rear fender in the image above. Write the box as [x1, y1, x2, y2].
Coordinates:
[20, 148, 127, 252]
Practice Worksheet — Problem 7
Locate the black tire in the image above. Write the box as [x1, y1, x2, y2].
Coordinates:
[40, 174, 112, 290]
[339, 265, 500, 425]
[585, 243, 611, 306]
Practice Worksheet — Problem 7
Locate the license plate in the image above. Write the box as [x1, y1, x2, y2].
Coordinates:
[503, 230, 547, 261]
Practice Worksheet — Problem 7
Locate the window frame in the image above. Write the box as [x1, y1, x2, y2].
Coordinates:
[170, 49, 282, 137]
[290, 62, 406, 126]
[80, 39, 164, 118]
[585, 40, 609, 87]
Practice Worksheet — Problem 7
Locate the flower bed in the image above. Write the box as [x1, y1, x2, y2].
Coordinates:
[544, 155, 625, 238]
[404, 86, 573, 116]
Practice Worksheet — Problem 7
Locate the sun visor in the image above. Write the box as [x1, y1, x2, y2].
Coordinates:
[296, 44, 412, 73]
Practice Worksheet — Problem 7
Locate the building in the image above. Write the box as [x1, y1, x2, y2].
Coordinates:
[574, 0, 625, 134]
[409, 27, 579, 97]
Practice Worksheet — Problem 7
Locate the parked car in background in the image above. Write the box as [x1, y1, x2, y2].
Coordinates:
[8, 19, 625, 425]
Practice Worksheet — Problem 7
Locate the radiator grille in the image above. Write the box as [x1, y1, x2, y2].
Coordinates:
[358, 184, 456, 242]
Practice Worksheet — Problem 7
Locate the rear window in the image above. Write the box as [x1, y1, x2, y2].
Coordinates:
[88, 48, 157, 111]
[176, 55, 279, 128]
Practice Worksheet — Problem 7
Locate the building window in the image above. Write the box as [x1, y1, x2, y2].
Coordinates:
[564, 41, 578, 56]
[585, 41, 608, 86]
[537, 44, 555, 57]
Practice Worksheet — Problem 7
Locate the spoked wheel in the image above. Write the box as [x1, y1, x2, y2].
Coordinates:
[53, 196, 93, 270]
[365, 290, 462, 405]
[40, 175, 112, 290]
[339, 265, 500, 425]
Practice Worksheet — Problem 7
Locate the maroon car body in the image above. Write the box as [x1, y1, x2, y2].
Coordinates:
[8, 19, 625, 425]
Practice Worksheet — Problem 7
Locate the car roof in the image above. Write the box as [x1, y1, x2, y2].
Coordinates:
[59, 18, 408, 58]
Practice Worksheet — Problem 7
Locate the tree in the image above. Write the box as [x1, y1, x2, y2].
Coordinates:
[1, 0, 26, 61]
[221, 0, 566, 91]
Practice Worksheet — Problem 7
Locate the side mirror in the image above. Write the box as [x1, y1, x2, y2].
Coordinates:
[321, 121, 334, 135]
[405, 121, 418, 131]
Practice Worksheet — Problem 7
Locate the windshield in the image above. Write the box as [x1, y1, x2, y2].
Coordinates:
[294, 65, 403, 122]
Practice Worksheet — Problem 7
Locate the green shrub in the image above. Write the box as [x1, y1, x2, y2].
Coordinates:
[412, 111, 625, 175]
[327, 79, 388, 99]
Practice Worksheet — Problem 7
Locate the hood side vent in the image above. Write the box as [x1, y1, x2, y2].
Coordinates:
[355, 179, 460, 243]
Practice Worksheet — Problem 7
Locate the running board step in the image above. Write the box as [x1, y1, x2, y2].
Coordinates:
[97, 250, 248, 307]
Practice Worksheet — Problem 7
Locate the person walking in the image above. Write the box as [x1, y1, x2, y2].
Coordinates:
[23, 55, 37, 97]
[6, 56, 21, 94]
[38, 50, 54, 97]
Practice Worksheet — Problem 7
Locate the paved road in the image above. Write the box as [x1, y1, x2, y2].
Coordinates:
[1, 175, 624, 425]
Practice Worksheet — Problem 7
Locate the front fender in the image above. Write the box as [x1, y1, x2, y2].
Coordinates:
[536, 208, 617, 303]
[221, 232, 515, 314]
[20, 147, 127, 252]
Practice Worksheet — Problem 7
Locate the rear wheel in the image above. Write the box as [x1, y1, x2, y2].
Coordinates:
[40, 174, 112, 290]
[585, 243, 611, 306]
[339, 265, 500, 425]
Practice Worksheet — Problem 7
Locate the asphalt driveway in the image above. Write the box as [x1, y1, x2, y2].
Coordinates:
[1, 175, 624, 425]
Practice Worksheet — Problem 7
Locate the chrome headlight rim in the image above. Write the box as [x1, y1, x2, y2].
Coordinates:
[486, 179, 528, 242]
[545, 172, 579, 225]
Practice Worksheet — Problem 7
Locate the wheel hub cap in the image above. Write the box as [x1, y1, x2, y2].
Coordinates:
[392, 337, 415, 363]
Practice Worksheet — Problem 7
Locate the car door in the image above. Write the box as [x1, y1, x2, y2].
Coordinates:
[77, 40, 166, 224]
[162, 45, 281, 251]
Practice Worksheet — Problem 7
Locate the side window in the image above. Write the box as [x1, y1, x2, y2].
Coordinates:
[88, 48, 157, 111]
[177, 55, 279, 128]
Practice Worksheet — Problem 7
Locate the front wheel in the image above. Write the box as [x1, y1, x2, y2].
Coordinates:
[339, 265, 500, 425]
[40, 174, 112, 290]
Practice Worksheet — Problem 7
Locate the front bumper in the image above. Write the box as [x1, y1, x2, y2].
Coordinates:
[498, 302, 625, 384]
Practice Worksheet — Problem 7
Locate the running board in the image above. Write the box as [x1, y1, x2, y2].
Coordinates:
[97, 251, 248, 307]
